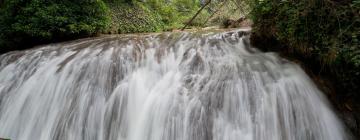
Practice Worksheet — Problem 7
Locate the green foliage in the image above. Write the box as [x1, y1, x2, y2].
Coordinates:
[206, 0, 250, 26]
[144, 0, 208, 30]
[0, 0, 211, 53]
[104, 0, 209, 33]
[0, 0, 110, 53]
[104, 0, 210, 32]
[105, 1, 163, 33]
[249, 0, 360, 94]
[0, 0, 259, 53]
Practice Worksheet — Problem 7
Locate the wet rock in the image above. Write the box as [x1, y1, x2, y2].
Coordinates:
[222, 17, 253, 28]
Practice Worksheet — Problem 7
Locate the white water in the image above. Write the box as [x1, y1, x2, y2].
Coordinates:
[0, 30, 348, 140]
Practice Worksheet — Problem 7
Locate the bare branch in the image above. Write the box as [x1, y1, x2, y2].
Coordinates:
[202, 0, 228, 26]
[181, 0, 212, 31]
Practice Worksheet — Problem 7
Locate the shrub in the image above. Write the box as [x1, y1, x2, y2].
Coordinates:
[144, 0, 208, 30]
[249, 0, 360, 99]
[0, 0, 110, 53]
[105, 1, 163, 33]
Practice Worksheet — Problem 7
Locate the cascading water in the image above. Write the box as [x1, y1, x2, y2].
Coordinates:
[0, 29, 349, 140]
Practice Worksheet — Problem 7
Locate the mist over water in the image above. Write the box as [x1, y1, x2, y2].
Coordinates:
[0, 29, 348, 140]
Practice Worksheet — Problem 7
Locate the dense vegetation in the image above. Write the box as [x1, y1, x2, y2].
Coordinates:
[0, 0, 110, 53]
[249, 0, 359, 96]
[248, 0, 360, 134]
[106, 2, 163, 34]
[0, 0, 213, 53]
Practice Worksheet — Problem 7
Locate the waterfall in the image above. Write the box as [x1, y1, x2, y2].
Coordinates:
[0, 29, 348, 140]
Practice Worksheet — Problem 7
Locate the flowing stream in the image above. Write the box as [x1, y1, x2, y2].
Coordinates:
[0, 29, 349, 140]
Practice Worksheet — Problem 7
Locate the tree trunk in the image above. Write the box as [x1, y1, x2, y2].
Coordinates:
[202, 0, 228, 26]
[181, 0, 212, 31]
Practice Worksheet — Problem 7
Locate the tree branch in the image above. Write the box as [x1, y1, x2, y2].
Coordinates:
[181, 0, 212, 31]
[202, 0, 228, 26]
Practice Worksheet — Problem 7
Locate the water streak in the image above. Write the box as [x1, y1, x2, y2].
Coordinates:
[0, 29, 348, 140]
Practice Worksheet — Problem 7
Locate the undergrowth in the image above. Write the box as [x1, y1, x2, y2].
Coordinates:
[249, 0, 360, 97]
[0, 0, 211, 54]
[0, 0, 110, 53]
[105, 2, 163, 34]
